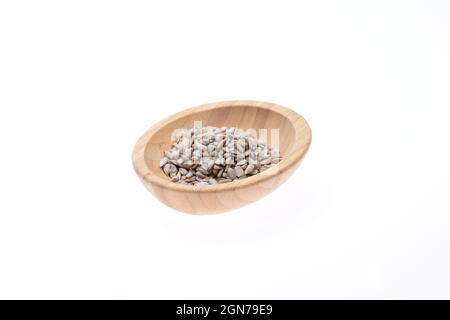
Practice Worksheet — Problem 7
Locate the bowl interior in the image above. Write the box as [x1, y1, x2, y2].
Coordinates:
[144, 104, 297, 180]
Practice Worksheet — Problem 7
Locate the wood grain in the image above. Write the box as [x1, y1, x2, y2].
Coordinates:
[132, 100, 312, 214]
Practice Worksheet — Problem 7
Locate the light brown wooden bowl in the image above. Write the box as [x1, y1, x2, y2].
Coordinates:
[132, 100, 311, 214]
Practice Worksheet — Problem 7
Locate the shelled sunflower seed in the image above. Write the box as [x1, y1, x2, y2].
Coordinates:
[160, 126, 281, 186]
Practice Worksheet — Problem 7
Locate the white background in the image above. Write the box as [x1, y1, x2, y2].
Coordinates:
[0, 0, 449, 299]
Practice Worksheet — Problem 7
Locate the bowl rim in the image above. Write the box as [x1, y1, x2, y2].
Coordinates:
[132, 100, 312, 193]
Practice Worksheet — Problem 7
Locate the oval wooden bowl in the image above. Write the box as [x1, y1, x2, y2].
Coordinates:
[132, 100, 311, 214]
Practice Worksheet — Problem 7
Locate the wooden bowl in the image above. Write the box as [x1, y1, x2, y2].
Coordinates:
[132, 100, 311, 214]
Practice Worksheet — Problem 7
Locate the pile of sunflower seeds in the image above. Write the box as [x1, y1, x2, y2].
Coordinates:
[160, 126, 281, 186]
